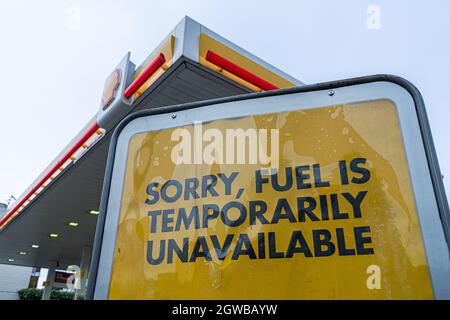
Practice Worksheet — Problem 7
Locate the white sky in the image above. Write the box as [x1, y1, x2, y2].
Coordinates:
[0, 0, 449, 203]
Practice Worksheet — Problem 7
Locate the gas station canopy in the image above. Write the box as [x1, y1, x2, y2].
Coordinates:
[0, 16, 302, 269]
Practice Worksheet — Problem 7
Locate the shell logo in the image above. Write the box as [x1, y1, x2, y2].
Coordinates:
[102, 69, 121, 110]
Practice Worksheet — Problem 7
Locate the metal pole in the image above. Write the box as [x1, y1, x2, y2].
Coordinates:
[41, 260, 57, 300]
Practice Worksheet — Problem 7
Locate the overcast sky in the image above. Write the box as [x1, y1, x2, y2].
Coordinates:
[0, 0, 449, 203]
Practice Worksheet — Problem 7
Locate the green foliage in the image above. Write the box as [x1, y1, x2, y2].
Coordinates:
[18, 288, 42, 300]
[50, 290, 75, 300]
[17, 288, 75, 300]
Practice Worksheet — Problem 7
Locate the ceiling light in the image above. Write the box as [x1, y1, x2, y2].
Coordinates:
[8, 259, 14, 262]
[49, 233, 59, 238]
[19, 251, 27, 255]
[68, 222, 79, 227]
[89, 210, 99, 215]
[31, 244, 39, 249]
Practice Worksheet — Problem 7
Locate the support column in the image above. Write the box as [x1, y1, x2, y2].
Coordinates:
[75, 245, 92, 300]
[42, 260, 57, 300]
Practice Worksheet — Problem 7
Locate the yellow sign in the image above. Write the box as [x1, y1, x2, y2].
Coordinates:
[108, 99, 433, 299]
[101, 69, 121, 110]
